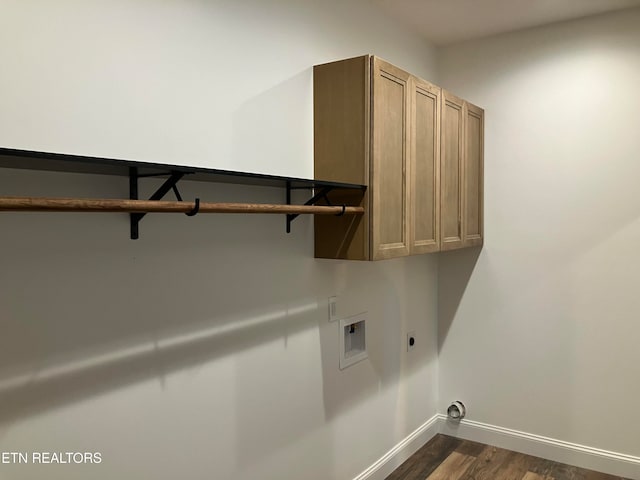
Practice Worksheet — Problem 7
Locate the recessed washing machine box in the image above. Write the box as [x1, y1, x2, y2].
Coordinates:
[339, 312, 368, 370]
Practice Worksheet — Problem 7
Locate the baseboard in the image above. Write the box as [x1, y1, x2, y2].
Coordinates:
[352, 414, 440, 480]
[353, 414, 640, 480]
[438, 415, 640, 479]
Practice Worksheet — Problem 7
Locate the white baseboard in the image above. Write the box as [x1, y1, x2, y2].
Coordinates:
[352, 414, 440, 480]
[438, 415, 640, 480]
[353, 414, 640, 480]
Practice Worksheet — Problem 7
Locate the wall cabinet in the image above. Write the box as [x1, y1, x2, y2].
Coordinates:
[370, 57, 411, 259]
[411, 76, 441, 255]
[463, 101, 484, 248]
[440, 90, 464, 250]
[314, 55, 481, 260]
[440, 90, 484, 250]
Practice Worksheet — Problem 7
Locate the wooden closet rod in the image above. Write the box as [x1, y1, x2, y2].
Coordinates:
[0, 196, 364, 216]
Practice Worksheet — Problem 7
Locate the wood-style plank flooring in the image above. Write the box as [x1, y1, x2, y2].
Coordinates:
[386, 434, 631, 480]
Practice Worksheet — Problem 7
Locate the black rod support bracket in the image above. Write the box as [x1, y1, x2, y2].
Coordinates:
[286, 184, 334, 234]
[129, 168, 188, 239]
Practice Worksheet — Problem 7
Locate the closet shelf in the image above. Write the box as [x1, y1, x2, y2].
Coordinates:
[0, 147, 367, 239]
[0, 147, 364, 190]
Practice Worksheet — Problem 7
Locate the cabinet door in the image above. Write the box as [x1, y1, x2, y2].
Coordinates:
[440, 90, 464, 250]
[410, 77, 440, 254]
[463, 102, 484, 247]
[370, 57, 411, 260]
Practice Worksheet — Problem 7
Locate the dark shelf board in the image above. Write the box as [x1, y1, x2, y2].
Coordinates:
[0, 147, 366, 191]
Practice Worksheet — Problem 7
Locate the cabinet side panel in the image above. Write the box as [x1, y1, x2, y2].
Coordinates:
[314, 56, 369, 260]
[464, 103, 484, 246]
[371, 57, 411, 260]
[314, 57, 368, 185]
[440, 92, 464, 251]
[411, 82, 440, 254]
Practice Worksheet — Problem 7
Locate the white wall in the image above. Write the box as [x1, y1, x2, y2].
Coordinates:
[0, 0, 436, 179]
[0, 1, 439, 479]
[438, 8, 640, 458]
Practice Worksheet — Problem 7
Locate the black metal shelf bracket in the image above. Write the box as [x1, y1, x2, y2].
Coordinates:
[129, 167, 191, 239]
[286, 183, 335, 234]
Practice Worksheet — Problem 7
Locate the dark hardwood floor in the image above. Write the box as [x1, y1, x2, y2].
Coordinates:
[385, 434, 631, 480]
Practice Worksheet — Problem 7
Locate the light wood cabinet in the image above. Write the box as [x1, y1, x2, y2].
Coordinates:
[440, 91, 484, 251]
[440, 90, 464, 251]
[314, 55, 480, 260]
[370, 57, 411, 260]
[463, 101, 484, 247]
[411, 77, 441, 254]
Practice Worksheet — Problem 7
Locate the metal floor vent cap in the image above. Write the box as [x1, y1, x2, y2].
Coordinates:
[447, 401, 466, 420]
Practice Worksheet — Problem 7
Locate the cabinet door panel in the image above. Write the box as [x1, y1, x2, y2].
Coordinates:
[464, 102, 484, 246]
[371, 57, 411, 260]
[441, 91, 464, 251]
[411, 79, 440, 254]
